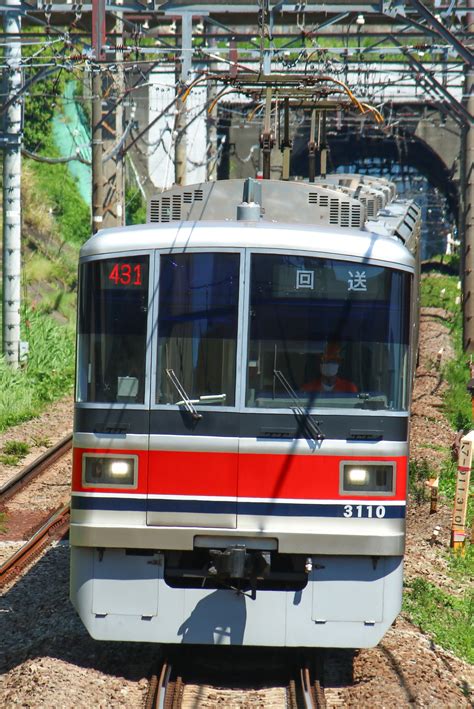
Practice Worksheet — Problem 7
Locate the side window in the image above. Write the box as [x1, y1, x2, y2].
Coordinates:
[156, 253, 240, 407]
[77, 256, 149, 404]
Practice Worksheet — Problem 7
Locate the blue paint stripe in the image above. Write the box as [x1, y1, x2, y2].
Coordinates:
[71, 496, 405, 518]
[72, 496, 146, 512]
[150, 498, 236, 515]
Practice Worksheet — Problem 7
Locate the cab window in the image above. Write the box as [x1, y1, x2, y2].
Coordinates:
[156, 252, 240, 407]
[76, 256, 149, 404]
[246, 253, 411, 411]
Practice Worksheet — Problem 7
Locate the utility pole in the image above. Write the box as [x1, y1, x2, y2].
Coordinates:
[261, 88, 274, 179]
[91, 0, 105, 233]
[91, 69, 104, 233]
[2, 0, 22, 367]
[462, 0, 474, 351]
[175, 81, 187, 185]
[175, 18, 187, 186]
[102, 3, 125, 228]
[308, 109, 316, 182]
[280, 97, 292, 181]
[206, 21, 218, 181]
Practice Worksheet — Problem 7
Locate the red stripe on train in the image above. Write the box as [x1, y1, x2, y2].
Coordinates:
[72, 448, 407, 501]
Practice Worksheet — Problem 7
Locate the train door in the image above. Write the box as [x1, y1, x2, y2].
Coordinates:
[146, 249, 242, 529]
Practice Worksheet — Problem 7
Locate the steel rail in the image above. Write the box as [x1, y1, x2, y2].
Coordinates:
[0, 503, 70, 587]
[300, 663, 327, 709]
[145, 662, 173, 709]
[158, 663, 174, 709]
[146, 658, 333, 708]
[0, 432, 73, 503]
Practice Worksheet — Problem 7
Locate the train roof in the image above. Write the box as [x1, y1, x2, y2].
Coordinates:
[82, 177, 419, 270]
[80, 219, 416, 270]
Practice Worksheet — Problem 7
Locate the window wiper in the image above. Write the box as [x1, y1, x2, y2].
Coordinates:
[177, 394, 227, 405]
[273, 370, 325, 441]
[165, 369, 202, 420]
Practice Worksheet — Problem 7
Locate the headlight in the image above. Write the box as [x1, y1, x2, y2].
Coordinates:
[342, 463, 394, 494]
[346, 467, 370, 485]
[109, 460, 132, 477]
[83, 455, 137, 487]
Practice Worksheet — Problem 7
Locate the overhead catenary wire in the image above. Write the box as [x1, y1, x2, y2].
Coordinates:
[0, 14, 466, 167]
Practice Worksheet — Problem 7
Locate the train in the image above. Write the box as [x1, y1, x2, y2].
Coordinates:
[70, 174, 421, 648]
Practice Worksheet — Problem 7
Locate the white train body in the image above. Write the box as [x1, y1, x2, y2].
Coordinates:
[70, 177, 420, 647]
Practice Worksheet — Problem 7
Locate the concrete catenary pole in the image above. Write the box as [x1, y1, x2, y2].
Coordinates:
[2, 0, 22, 367]
[175, 86, 187, 185]
[462, 0, 474, 351]
[175, 18, 187, 186]
[91, 0, 105, 233]
[102, 3, 124, 228]
[206, 22, 218, 182]
[91, 69, 104, 233]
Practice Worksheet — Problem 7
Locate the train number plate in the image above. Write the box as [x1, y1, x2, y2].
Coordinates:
[343, 504, 386, 518]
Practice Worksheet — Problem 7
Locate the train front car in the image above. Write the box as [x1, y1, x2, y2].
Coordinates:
[70, 178, 420, 648]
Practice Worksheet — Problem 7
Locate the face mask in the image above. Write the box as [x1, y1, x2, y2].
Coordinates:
[321, 362, 339, 377]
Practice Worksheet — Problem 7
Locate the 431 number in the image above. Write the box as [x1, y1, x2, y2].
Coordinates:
[108, 263, 142, 286]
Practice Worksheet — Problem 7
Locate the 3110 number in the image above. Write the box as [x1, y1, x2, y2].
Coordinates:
[343, 504, 386, 518]
[108, 263, 142, 286]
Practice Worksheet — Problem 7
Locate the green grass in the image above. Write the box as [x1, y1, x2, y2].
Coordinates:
[0, 308, 75, 431]
[0, 440, 31, 465]
[3, 440, 30, 456]
[420, 272, 471, 430]
[0, 141, 79, 431]
[24, 254, 58, 282]
[448, 543, 474, 582]
[31, 435, 52, 448]
[420, 272, 461, 310]
[403, 578, 473, 663]
[0, 454, 22, 466]
[444, 355, 472, 431]
[34, 290, 77, 323]
[406, 267, 474, 663]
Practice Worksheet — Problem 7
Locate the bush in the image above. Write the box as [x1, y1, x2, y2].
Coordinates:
[126, 187, 146, 225]
[22, 31, 67, 150]
[27, 134, 90, 246]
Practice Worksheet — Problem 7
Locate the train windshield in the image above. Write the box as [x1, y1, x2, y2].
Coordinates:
[76, 256, 149, 404]
[156, 253, 240, 407]
[247, 253, 411, 411]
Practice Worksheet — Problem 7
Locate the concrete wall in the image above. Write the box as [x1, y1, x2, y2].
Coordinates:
[415, 113, 461, 179]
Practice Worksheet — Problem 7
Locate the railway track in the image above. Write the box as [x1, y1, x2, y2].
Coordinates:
[0, 433, 72, 503]
[145, 655, 335, 708]
[0, 434, 72, 587]
[0, 503, 70, 587]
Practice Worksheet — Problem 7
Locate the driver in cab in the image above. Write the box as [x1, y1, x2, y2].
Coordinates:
[302, 342, 358, 394]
